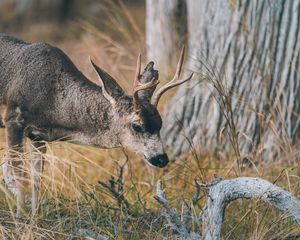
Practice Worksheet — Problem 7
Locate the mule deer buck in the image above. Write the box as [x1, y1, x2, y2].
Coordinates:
[0, 33, 193, 216]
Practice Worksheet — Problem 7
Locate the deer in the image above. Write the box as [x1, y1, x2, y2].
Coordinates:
[0, 33, 193, 216]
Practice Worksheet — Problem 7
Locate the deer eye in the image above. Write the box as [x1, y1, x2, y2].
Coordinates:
[131, 122, 143, 133]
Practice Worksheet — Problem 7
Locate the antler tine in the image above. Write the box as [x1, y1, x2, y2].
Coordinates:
[151, 46, 194, 107]
[174, 45, 185, 79]
[133, 53, 159, 113]
[134, 53, 142, 88]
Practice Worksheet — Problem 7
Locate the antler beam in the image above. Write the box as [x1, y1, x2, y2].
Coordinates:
[151, 46, 194, 107]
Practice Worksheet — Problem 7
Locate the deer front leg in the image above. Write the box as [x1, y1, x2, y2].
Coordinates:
[31, 141, 46, 216]
[3, 108, 26, 217]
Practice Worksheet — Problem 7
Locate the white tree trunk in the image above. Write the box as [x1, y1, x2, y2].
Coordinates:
[162, 0, 300, 161]
[146, 0, 187, 75]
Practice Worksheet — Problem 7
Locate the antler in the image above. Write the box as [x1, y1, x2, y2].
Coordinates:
[133, 53, 159, 113]
[151, 46, 194, 107]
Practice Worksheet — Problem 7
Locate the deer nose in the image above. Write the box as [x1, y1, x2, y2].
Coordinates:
[148, 154, 169, 168]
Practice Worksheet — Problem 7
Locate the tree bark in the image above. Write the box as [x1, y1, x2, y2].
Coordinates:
[162, 0, 300, 161]
[146, 0, 187, 75]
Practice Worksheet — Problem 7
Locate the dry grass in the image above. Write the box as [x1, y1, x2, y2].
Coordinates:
[1, 139, 300, 239]
[0, 1, 300, 239]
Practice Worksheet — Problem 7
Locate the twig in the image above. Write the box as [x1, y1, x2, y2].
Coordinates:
[154, 181, 201, 240]
[98, 157, 131, 213]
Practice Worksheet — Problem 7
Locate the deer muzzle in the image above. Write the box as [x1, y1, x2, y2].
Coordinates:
[148, 153, 169, 168]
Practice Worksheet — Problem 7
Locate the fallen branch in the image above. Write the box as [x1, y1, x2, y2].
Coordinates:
[155, 181, 201, 240]
[98, 157, 131, 213]
[155, 177, 300, 240]
[202, 177, 300, 240]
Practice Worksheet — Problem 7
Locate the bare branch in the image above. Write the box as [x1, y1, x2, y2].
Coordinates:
[155, 181, 201, 240]
[202, 177, 300, 240]
[98, 159, 131, 213]
[156, 177, 300, 240]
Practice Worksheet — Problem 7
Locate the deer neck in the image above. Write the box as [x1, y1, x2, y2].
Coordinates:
[65, 85, 125, 148]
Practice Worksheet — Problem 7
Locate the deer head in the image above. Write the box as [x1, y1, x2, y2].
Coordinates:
[90, 47, 193, 168]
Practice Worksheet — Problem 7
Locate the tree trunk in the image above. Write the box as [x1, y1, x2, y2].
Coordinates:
[162, 0, 300, 161]
[146, 0, 187, 75]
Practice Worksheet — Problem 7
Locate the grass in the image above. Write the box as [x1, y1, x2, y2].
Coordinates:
[0, 1, 300, 239]
[0, 140, 300, 239]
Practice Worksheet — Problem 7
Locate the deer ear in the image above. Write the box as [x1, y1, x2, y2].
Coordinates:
[89, 58, 125, 103]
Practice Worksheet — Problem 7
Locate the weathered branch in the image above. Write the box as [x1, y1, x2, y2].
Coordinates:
[202, 177, 300, 240]
[155, 177, 300, 240]
[154, 181, 200, 240]
[98, 158, 131, 213]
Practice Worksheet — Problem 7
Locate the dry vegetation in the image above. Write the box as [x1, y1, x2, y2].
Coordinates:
[0, 1, 300, 239]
